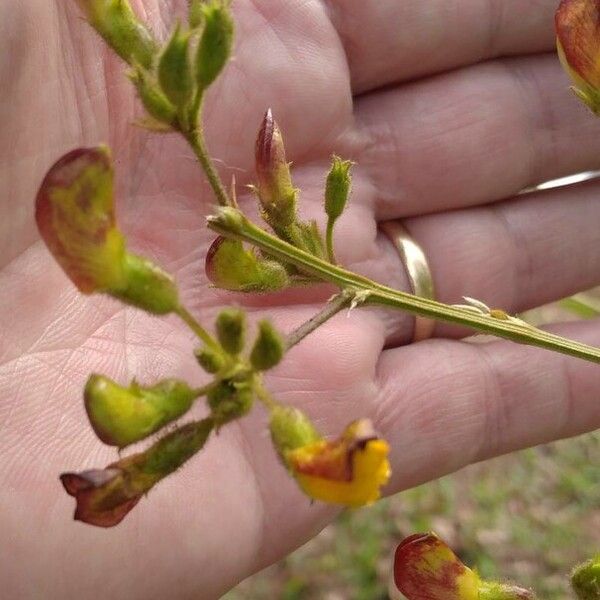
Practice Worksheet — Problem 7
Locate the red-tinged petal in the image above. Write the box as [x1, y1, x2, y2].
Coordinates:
[556, 0, 600, 88]
[393, 533, 480, 600]
[35, 146, 126, 293]
[60, 468, 141, 528]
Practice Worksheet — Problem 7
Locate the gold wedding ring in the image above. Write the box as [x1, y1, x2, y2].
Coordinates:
[380, 221, 436, 342]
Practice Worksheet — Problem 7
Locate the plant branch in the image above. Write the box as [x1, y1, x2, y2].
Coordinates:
[286, 291, 352, 350]
[176, 305, 221, 352]
[184, 126, 231, 207]
[207, 208, 600, 364]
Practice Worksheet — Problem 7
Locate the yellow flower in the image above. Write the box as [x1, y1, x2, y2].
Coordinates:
[286, 419, 391, 507]
[556, 0, 600, 113]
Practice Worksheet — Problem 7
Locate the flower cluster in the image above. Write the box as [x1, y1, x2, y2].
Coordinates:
[37, 0, 390, 527]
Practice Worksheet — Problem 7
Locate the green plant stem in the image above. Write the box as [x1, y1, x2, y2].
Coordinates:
[207, 209, 600, 364]
[176, 305, 221, 352]
[254, 377, 278, 411]
[184, 124, 231, 208]
[325, 218, 336, 264]
[286, 292, 351, 350]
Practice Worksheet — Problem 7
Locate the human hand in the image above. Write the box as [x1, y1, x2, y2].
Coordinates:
[1, 1, 600, 598]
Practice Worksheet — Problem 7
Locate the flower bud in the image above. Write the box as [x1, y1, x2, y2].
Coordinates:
[393, 533, 537, 600]
[158, 24, 194, 109]
[195, 0, 234, 90]
[205, 236, 289, 292]
[284, 419, 391, 507]
[35, 146, 127, 294]
[75, 0, 157, 69]
[207, 380, 254, 426]
[216, 308, 246, 355]
[113, 253, 179, 314]
[250, 320, 285, 371]
[61, 418, 214, 527]
[194, 345, 226, 374]
[84, 375, 196, 448]
[129, 67, 177, 127]
[255, 109, 298, 231]
[556, 0, 600, 114]
[571, 555, 600, 600]
[36, 146, 181, 314]
[324, 155, 353, 222]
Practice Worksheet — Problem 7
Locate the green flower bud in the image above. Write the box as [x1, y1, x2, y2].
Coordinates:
[207, 380, 254, 426]
[250, 320, 285, 371]
[195, 0, 234, 89]
[572, 556, 600, 600]
[75, 0, 157, 69]
[194, 346, 225, 374]
[129, 68, 177, 127]
[112, 253, 179, 315]
[216, 308, 246, 355]
[269, 406, 321, 460]
[61, 418, 213, 527]
[84, 375, 197, 448]
[158, 24, 194, 109]
[325, 155, 352, 222]
[205, 236, 289, 292]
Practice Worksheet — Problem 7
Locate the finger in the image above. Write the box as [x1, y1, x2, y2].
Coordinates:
[324, 0, 558, 94]
[349, 54, 600, 218]
[332, 178, 600, 345]
[374, 320, 600, 493]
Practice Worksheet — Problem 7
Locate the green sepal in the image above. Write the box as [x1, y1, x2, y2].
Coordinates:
[195, 0, 234, 90]
[207, 379, 254, 426]
[110, 253, 179, 315]
[129, 67, 177, 127]
[205, 236, 289, 292]
[479, 582, 537, 600]
[84, 375, 196, 448]
[250, 320, 284, 371]
[216, 308, 246, 355]
[195, 346, 226, 374]
[158, 24, 194, 109]
[269, 406, 321, 461]
[188, 0, 204, 28]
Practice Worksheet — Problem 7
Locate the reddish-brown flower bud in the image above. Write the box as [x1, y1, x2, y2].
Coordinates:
[35, 147, 127, 294]
[392, 533, 537, 600]
[556, 0, 600, 113]
[254, 109, 297, 230]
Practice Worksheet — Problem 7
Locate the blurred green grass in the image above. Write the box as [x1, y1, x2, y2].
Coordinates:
[227, 297, 600, 599]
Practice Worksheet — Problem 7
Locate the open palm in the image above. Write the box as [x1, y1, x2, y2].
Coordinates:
[2, 1, 600, 598]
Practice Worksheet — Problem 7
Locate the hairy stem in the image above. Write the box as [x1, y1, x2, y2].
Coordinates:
[176, 305, 221, 352]
[325, 219, 336, 265]
[208, 209, 600, 364]
[184, 127, 231, 207]
[286, 292, 352, 350]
